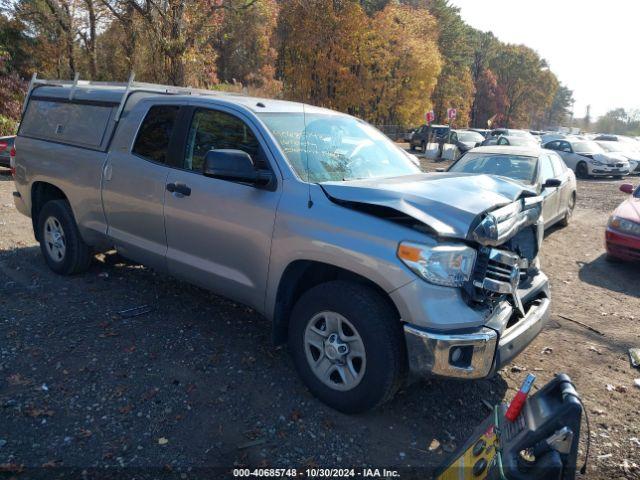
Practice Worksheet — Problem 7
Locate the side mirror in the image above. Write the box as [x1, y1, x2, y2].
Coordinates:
[620, 183, 634, 194]
[542, 178, 561, 189]
[203, 149, 273, 187]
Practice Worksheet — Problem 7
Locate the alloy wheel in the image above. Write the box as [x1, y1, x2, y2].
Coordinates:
[303, 311, 366, 391]
[43, 216, 66, 262]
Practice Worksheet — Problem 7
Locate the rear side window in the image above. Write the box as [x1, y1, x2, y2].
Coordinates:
[133, 106, 179, 163]
[549, 154, 566, 175]
[20, 99, 116, 150]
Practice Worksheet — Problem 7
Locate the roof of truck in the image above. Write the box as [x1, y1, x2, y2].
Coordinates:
[30, 84, 338, 115]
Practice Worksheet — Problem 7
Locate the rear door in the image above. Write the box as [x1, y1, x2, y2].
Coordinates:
[162, 105, 281, 311]
[101, 103, 181, 271]
[549, 152, 572, 214]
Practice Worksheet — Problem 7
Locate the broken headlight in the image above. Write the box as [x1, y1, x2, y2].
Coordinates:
[397, 242, 477, 287]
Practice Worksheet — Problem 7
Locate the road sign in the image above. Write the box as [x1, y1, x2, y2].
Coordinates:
[447, 108, 457, 121]
[426, 110, 435, 124]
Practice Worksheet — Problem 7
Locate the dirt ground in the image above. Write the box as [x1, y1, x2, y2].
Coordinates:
[0, 157, 639, 479]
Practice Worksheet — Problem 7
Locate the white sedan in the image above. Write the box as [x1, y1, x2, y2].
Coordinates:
[543, 138, 629, 178]
[596, 140, 640, 175]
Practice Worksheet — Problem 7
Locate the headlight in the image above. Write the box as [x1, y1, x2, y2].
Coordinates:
[590, 159, 605, 166]
[397, 242, 477, 287]
[609, 216, 640, 237]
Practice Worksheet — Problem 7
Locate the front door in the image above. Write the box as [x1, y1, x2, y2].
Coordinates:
[162, 106, 281, 311]
[538, 154, 560, 227]
[102, 103, 181, 271]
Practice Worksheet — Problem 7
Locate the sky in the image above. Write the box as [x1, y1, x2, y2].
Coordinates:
[450, 0, 640, 120]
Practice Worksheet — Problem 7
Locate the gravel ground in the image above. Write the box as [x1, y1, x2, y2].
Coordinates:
[0, 160, 639, 479]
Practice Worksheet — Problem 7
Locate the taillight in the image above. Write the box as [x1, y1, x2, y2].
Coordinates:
[0, 142, 7, 151]
[10, 146, 16, 175]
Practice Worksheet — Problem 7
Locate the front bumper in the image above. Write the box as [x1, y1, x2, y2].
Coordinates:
[403, 273, 550, 379]
[589, 164, 629, 176]
[606, 228, 640, 261]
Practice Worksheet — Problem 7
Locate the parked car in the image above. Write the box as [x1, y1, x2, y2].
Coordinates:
[468, 128, 490, 138]
[449, 129, 485, 153]
[606, 183, 640, 262]
[593, 134, 640, 148]
[409, 124, 450, 151]
[495, 135, 540, 148]
[483, 129, 538, 146]
[13, 78, 551, 413]
[541, 133, 568, 144]
[0, 135, 15, 169]
[543, 138, 630, 178]
[596, 141, 640, 175]
[446, 146, 577, 231]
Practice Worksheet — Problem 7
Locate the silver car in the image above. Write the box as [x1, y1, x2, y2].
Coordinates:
[447, 146, 577, 231]
[543, 138, 629, 178]
[12, 77, 551, 413]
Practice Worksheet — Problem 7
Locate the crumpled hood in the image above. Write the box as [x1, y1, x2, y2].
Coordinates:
[321, 173, 538, 239]
[589, 152, 629, 164]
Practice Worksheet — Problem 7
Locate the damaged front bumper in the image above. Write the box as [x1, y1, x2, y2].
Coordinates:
[403, 271, 550, 379]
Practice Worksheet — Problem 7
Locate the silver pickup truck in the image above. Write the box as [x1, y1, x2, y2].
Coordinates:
[12, 77, 550, 413]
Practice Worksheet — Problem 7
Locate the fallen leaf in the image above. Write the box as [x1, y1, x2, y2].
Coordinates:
[541, 347, 553, 354]
[0, 463, 25, 473]
[7, 373, 31, 386]
[428, 439, 441, 451]
[24, 406, 54, 418]
[291, 409, 302, 421]
[118, 405, 133, 414]
[41, 460, 62, 468]
[158, 437, 169, 445]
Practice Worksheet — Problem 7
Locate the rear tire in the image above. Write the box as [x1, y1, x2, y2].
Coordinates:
[37, 200, 92, 275]
[288, 281, 407, 413]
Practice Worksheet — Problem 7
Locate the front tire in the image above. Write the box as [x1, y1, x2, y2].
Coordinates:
[559, 192, 576, 227]
[37, 200, 92, 275]
[576, 162, 589, 179]
[288, 281, 407, 413]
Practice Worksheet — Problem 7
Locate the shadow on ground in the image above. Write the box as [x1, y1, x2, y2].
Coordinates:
[578, 253, 639, 299]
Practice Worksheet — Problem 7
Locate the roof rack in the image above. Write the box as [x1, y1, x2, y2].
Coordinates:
[21, 72, 209, 119]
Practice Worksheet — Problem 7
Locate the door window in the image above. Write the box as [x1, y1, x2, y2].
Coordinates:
[539, 155, 555, 182]
[545, 141, 559, 150]
[558, 141, 572, 153]
[132, 105, 180, 163]
[549, 153, 566, 175]
[184, 109, 267, 172]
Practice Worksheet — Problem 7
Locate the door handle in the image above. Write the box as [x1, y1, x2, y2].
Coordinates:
[166, 182, 191, 196]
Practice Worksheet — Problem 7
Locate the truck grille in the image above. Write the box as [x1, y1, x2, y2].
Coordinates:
[473, 248, 521, 295]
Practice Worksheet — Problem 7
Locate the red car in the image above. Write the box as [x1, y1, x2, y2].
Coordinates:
[606, 183, 640, 262]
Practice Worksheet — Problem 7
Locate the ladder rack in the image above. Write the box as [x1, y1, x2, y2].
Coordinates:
[21, 72, 235, 120]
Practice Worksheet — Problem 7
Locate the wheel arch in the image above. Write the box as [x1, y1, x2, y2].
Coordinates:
[271, 260, 401, 345]
[31, 182, 69, 242]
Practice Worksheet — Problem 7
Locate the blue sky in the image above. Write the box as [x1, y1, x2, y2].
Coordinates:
[450, 0, 640, 119]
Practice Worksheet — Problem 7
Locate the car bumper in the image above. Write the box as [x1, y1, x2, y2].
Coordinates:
[606, 228, 640, 261]
[12, 190, 29, 217]
[403, 272, 550, 379]
[589, 165, 629, 176]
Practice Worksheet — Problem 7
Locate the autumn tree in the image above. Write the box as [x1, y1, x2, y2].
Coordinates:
[360, 4, 441, 125]
[427, 0, 474, 126]
[276, 0, 368, 111]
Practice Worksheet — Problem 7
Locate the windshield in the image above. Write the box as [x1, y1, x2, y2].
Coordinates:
[597, 141, 619, 153]
[258, 112, 420, 182]
[448, 153, 538, 184]
[457, 131, 484, 143]
[572, 141, 604, 154]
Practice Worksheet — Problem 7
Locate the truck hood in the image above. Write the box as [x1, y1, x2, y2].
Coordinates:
[321, 173, 539, 240]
